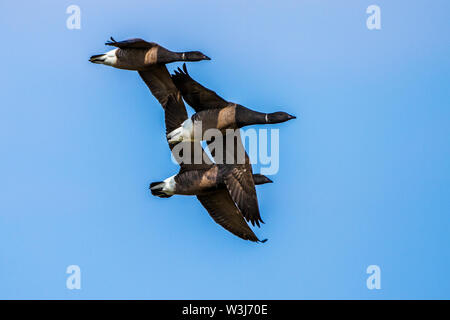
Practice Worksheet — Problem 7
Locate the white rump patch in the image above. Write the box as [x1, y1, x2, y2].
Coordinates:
[162, 174, 176, 194]
[167, 119, 195, 144]
[103, 48, 118, 66]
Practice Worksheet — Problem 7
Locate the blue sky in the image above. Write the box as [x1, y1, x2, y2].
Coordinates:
[0, 0, 449, 299]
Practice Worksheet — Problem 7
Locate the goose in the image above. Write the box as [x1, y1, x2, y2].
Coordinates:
[89, 37, 210, 70]
[166, 64, 296, 144]
[157, 65, 277, 228]
[138, 64, 269, 242]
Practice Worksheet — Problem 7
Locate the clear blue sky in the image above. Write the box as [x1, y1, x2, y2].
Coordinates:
[1, 0, 449, 299]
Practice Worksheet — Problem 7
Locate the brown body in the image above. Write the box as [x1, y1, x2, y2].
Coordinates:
[172, 163, 266, 196]
[89, 37, 210, 71]
[112, 46, 185, 70]
[173, 166, 221, 195]
[192, 104, 238, 136]
[190, 104, 281, 141]
[112, 47, 159, 70]
[172, 64, 295, 134]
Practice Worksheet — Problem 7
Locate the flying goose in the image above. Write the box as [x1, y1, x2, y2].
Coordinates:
[138, 64, 269, 242]
[139, 67, 266, 228]
[89, 37, 210, 70]
[157, 65, 275, 228]
[166, 64, 296, 144]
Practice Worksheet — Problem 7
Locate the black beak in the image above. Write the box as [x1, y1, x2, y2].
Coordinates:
[203, 55, 211, 61]
[289, 114, 297, 120]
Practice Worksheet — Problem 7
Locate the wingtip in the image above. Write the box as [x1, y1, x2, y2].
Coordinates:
[105, 36, 116, 46]
[172, 66, 184, 78]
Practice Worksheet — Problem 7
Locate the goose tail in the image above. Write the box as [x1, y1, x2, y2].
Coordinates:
[89, 53, 106, 64]
[149, 181, 173, 198]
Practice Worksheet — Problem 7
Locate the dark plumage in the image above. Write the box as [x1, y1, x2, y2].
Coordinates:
[169, 64, 296, 141]
[138, 63, 268, 242]
[89, 37, 210, 71]
[167, 64, 293, 227]
[150, 173, 271, 198]
[252, 174, 273, 185]
[90, 38, 275, 242]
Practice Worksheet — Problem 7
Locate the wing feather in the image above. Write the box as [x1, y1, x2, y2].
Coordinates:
[138, 66, 213, 169]
[106, 37, 157, 49]
[206, 131, 263, 226]
[171, 63, 229, 112]
[224, 165, 263, 227]
[197, 190, 265, 242]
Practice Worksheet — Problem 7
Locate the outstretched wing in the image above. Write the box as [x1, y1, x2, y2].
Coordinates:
[171, 63, 229, 112]
[197, 190, 266, 242]
[138, 66, 213, 169]
[224, 165, 263, 227]
[138, 59, 263, 242]
[171, 68, 264, 226]
[207, 130, 263, 227]
[106, 37, 158, 49]
[138, 66, 186, 133]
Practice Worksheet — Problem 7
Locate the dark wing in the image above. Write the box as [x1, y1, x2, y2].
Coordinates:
[138, 66, 186, 133]
[197, 190, 266, 242]
[106, 37, 158, 49]
[224, 165, 263, 227]
[138, 66, 213, 169]
[172, 68, 264, 226]
[171, 63, 229, 112]
[207, 130, 263, 227]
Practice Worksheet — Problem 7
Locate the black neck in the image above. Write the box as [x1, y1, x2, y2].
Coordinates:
[235, 105, 268, 127]
[176, 52, 187, 61]
[161, 51, 191, 63]
[176, 51, 196, 61]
